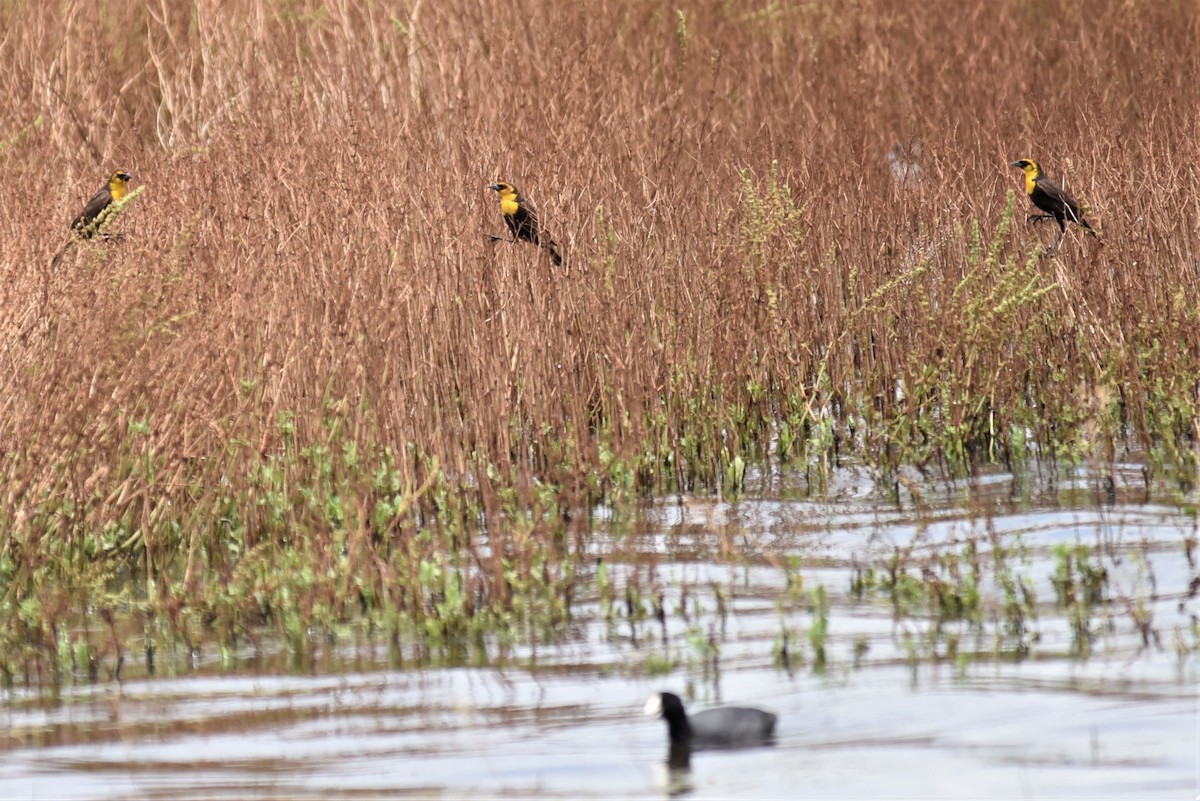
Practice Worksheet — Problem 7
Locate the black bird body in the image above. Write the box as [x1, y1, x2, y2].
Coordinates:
[645, 691, 777, 749]
[1011, 159, 1099, 252]
[488, 181, 562, 266]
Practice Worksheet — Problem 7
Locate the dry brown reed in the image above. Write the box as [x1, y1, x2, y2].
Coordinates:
[0, 0, 1198, 668]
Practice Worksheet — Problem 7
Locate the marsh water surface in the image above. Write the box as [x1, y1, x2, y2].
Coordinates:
[3, 464, 1197, 799]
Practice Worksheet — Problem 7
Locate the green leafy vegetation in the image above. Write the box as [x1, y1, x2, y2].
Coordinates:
[1, 0, 1198, 689]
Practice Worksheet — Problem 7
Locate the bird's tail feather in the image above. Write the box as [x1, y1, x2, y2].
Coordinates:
[50, 240, 71, 269]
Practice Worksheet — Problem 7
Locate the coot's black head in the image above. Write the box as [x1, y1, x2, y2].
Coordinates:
[645, 691, 692, 744]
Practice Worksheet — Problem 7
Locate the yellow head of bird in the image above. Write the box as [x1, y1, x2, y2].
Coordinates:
[488, 181, 520, 216]
[489, 181, 518, 198]
[1010, 159, 1040, 194]
[110, 170, 132, 200]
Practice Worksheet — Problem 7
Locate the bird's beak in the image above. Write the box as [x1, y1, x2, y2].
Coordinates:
[488, 183, 501, 192]
[1009, 161, 1023, 168]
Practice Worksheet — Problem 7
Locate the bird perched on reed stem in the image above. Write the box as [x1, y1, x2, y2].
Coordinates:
[51, 169, 133, 267]
[488, 181, 562, 266]
[1010, 159, 1099, 253]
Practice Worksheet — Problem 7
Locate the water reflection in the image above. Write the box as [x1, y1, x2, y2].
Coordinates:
[666, 742, 692, 771]
[658, 739, 784, 797]
[663, 743, 694, 796]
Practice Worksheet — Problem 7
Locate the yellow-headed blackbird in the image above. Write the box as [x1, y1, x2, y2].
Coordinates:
[1011, 159, 1099, 253]
[488, 181, 562, 266]
[71, 170, 132, 234]
[52, 170, 133, 267]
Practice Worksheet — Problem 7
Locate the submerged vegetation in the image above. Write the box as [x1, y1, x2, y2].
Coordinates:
[0, 0, 1198, 688]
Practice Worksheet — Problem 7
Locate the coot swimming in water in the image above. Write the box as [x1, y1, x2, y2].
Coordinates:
[644, 691, 777, 748]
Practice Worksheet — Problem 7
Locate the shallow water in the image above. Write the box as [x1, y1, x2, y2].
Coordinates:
[2, 464, 1197, 799]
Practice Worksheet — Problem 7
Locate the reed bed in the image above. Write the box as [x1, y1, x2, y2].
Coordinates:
[0, 0, 1197, 683]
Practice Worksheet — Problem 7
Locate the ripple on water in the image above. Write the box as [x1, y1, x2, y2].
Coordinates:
[2, 467, 1197, 799]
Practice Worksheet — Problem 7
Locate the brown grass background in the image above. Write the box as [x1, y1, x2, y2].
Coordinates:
[1, 0, 1198, 538]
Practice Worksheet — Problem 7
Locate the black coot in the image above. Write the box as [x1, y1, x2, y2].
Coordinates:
[645, 691, 777, 748]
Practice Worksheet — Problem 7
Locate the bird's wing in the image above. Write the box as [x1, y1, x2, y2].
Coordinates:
[1035, 177, 1082, 216]
[71, 187, 113, 231]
